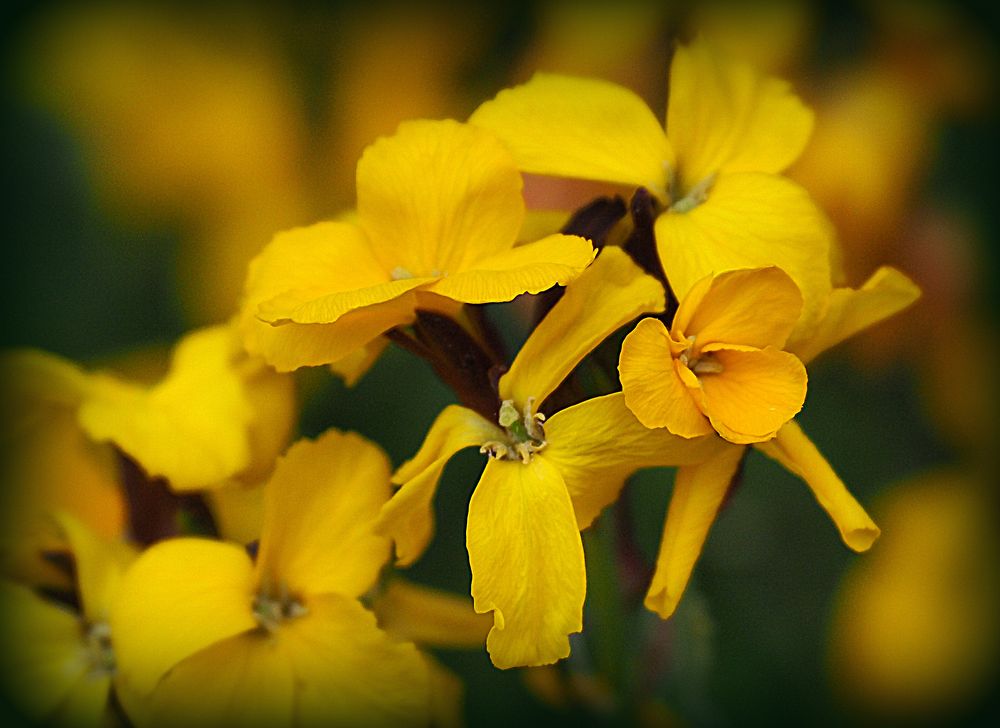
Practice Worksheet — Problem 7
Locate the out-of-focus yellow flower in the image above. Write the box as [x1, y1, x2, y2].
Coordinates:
[378, 248, 727, 668]
[111, 430, 431, 727]
[644, 269, 919, 619]
[471, 38, 834, 339]
[0, 351, 125, 588]
[241, 119, 594, 373]
[620, 267, 807, 444]
[0, 514, 137, 727]
[829, 470, 1000, 720]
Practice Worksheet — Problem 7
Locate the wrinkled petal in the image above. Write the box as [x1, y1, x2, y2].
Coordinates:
[645, 443, 746, 618]
[467, 458, 585, 668]
[757, 421, 880, 551]
[77, 325, 253, 490]
[619, 318, 714, 437]
[668, 38, 813, 191]
[471, 73, 672, 196]
[53, 513, 135, 624]
[256, 430, 392, 599]
[282, 593, 432, 727]
[424, 233, 594, 304]
[501, 247, 664, 409]
[357, 119, 525, 276]
[696, 346, 807, 444]
[674, 267, 803, 349]
[655, 172, 832, 337]
[110, 539, 257, 699]
[377, 406, 502, 566]
[788, 266, 921, 363]
[240, 222, 414, 371]
[258, 277, 434, 325]
[542, 392, 726, 529]
[372, 578, 491, 649]
[147, 631, 295, 728]
[0, 580, 89, 722]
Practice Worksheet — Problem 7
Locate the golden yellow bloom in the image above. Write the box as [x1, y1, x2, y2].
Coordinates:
[620, 267, 807, 444]
[0, 514, 137, 727]
[377, 248, 727, 668]
[240, 118, 595, 372]
[470, 38, 833, 338]
[111, 430, 431, 726]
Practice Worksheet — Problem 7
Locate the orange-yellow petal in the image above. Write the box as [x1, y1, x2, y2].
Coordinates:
[757, 421, 880, 551]
[674, 267, 803, 349]
[644, 443, 746, 618]
[110, 538, 257, 699]
[787, 266, 921, 363]
[501, 246, 664, 409]
[696, 346, 807, 444]
[372, 578, 491, 649]
[377, 406, 502, 567]
[655, 172, 832, 337]
[668, 38, 814, 191]
[424, 233, 595, 304]
[467, 458, 585, 668]
[256, 430, 392, 599]
[357, 119, 524, 277]
[282, 593, 432, 727]
[470, 73, 672, 195]
[541, 392, 727, 529]
[619, 318, 714, 437]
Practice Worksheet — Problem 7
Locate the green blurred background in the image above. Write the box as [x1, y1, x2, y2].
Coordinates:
[2, 1, 999, 725]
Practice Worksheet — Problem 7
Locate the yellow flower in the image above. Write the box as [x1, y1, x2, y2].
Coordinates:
[470, 38, 833, 338]
[642, 270, 920, 620]
[377, 248, 727, 669]
[110, 430, 431, 726]
[0, 514, 137, 727]
[240, 118, 595, 373]
[620, 266, 807, 444]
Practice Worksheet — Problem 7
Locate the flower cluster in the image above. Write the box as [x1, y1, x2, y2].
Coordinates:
[1, 38, 920, 726]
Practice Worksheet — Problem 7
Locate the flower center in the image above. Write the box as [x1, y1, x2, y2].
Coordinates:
[670, 172, 717, 213]
[677, 336, 724, 376]
[83, 620, 116, 678]
[480, 398, 547, 464]
[253, 583, 307, 632]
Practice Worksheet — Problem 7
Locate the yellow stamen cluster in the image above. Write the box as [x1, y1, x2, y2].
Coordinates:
[480, 398, 547, 464]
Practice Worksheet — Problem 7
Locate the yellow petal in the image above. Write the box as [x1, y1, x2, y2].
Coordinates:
[147, 632, 295, 728]
[470, 73, 672, 196]
[668, 39, 814, 191]
[655, 172, 832, 337]
[238, 355, 297, 485]
[282, 593, 432, 727]
[674, 267, 803, 349]
[0, 580, 89, 722]
[0, 349, 91, 413]
[787, 266, 921, 363]
[542, 392, 727, 529]
[53, 670, 112, 728]
[618, 318, 714, 437]
[77, 325, 253, 490]
[424, 233, 595, 304]
[756, 421, 880, 551]
[206, 481, 265, 546]
[110, 538, 257, 699]
[501, 246, 664, 409]
[240, 222, 413, 371]
[467, 458, 585, 668]
[644, 443, 746, 618]
[329, 337, 390, 387]
[256, 430, 392, 599]
[53, 513, 135, 624]
[377, 406, 503, 567]
[696, 347, 807, 444]
[357, 119, 524, 277]
[257, 277, 433, 325]
[372, 578, 491, 649]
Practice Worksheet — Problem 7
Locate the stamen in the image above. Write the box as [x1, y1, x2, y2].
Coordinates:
[253, 582, 307, 632]
[84, 621, 116, 677]
[670, 172, 717, 213]
[482, 399, 548, 462]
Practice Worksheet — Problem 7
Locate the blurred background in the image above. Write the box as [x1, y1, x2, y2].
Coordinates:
[1, 0, 998, 725]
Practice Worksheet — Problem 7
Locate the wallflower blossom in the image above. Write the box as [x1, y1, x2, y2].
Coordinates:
[0, 514, 137, 727]
[643, 269, 920, 619]
[619, 266, 807, 444]
[470, 38, 833, 339]
[110, 430, 431, 726]
[240, 118, 595, 373]
[377, 248, 727, 668]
